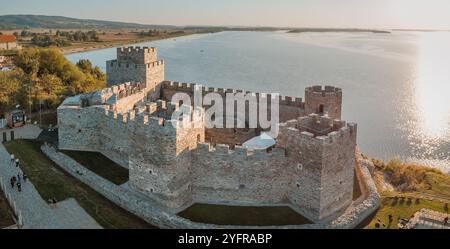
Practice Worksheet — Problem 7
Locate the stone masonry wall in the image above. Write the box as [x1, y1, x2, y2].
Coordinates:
[191, 144, 290, 205]
[305, 86, 342, 120]
[160, 81, 306, 145]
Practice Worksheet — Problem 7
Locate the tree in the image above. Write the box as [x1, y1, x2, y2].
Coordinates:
[15, 48, 40, 76]
[76, 59, 93, 73]
[12, 48, 107, 112]
[37, 74, 65, 106]
[0, 70, 22, 112]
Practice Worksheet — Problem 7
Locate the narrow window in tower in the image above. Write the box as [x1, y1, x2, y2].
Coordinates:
[319, 104, 325, 114]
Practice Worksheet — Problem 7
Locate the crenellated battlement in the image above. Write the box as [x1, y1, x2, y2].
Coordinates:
[117, 46, 158, 65]
[305, 85, 343, 120]
[279, 113, 357, 145]
[108, 59, 164, 69]
[305, 85, 342, 97]
[103, 99, 205, 131]
[162, 80, 305, 108]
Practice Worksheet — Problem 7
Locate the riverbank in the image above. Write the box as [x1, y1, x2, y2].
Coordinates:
[60, 30, 214, 55]
[363, 156, 450, 228]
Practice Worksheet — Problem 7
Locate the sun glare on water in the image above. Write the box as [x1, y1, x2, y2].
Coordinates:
[414, 32, 450, 139]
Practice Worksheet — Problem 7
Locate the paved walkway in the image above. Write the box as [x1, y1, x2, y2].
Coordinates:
[0, 142, 102, 229]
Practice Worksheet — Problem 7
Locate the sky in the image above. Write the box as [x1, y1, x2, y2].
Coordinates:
[1, 0, 450, 29]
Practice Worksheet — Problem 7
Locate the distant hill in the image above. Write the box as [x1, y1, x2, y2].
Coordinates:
[0, 15, 177, 30]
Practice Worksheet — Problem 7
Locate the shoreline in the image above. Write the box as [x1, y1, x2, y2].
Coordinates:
[61, 32, 212, 55]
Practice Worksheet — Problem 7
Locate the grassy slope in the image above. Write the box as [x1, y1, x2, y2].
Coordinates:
[62, 150, 128, 185]
[365, 160, 450, 229]
[0, 191, 15, 228]
[4, 140, 154, 229]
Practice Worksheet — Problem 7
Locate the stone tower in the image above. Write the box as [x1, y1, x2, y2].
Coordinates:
[106, 47, 165, 100]
[128, 102, 206, 209]
[278, 113, 357, 222]
[305, 86, 342, 120]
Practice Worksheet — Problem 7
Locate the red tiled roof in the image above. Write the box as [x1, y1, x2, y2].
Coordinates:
[0, 35, 17, 43]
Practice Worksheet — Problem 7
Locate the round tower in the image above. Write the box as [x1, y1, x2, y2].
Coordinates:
[305, 86, 342, 120]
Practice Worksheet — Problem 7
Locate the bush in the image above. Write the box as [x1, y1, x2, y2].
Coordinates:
[382, 159, 442, 192]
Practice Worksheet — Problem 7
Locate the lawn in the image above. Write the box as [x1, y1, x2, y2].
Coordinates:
[363, 159, 450, 229]
[364, 196, 449, 229]
[178, 204, 312, 226]
[4, 140, 154, 229]
[62, 150, 129, 185]
[0, 191, 15, 228]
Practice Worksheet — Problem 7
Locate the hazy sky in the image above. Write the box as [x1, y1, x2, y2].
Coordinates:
[2, 0, 450, 29]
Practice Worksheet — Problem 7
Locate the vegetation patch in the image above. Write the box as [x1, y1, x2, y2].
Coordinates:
[178, 204, 312, 226]
[0, 48, 106, 114]
[4, 140, 153, 229]
[365, 196, 449, 229]
[0, 191, 15, 228]
[62, 150, 129, 185]
[375, 158, 447, 193]
[364, 158, 450, 229]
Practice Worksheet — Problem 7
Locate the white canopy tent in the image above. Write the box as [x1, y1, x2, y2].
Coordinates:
[242, 133, 276, 150]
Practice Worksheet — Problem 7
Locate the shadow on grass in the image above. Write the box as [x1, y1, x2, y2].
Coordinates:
[179, 203, 312, 226]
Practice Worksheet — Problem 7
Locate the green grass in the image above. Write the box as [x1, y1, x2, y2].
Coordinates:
[178, 204, 312, 226]
[0, 191, 15, 228]
[364, 196, 449, 229]
[62, 150, 129, 185]
[363, 158, 450, 229]
[4, 140, 154, 229]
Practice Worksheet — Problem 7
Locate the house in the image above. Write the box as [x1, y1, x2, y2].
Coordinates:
[0, 35, 20, 50]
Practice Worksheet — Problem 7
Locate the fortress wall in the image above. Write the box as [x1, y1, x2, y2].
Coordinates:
[205, 128, 258, 146]
[145, 61, 165, 101]
[280, 127, 324, 221]
[160, 81, 306, 145]
[318, 123, 357, 220]
[127, 116, 204, 209]
[113, 90, 146, 114]
[117, 46, 158, 64]
[107, 61, 148, 86]
[191, 144, 290, 204]
[98, 111, 134, 168]
[57, 105, 106, 152]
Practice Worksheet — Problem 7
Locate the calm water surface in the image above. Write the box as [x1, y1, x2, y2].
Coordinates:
[67, 31, 450, 172]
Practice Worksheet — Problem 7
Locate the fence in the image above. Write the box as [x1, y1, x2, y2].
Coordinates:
[0, 177, 24, 228]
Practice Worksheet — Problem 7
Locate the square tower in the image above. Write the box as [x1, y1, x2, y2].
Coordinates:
[106, 46, 165, 99]
[305, 86, 342, 120]
[279, 113, 357, 222]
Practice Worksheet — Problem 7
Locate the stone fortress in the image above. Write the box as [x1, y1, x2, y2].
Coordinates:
[58, 46, 362, 224]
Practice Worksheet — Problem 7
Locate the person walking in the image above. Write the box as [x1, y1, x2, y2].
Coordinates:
[23, 173, 28, 182]
[10, 177, 15, 188]
[15, 159, 19, 168]
[10, 154, 15, 166]
[17, 182, 21, 192]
